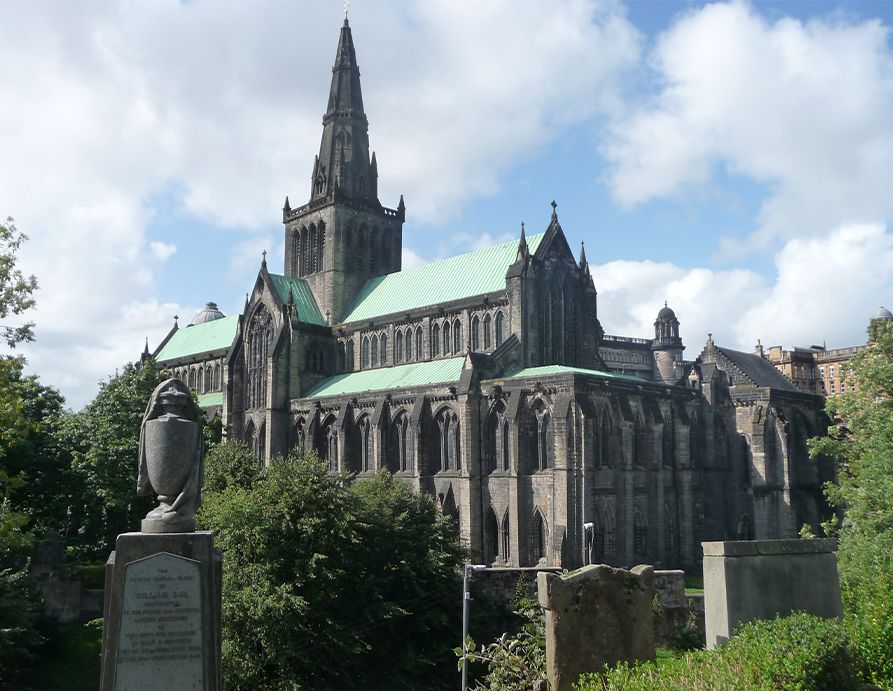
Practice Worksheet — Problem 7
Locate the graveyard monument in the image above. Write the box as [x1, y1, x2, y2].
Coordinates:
[100, 378, 222, 691]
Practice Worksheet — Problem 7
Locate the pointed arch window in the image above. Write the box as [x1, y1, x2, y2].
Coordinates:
[396, 330, 404, 363]
[442, 321, 451, 355]
[197, 367, 204, 394]
[309, 225, 318, 274]
[664, 502, 676, 558]
[435, 408, 461, 472]
[358, 416, 374, 473]
[415, 326, 423, 361]
[483, 313, 492, 349]
[536, 410, 553, 471]
[379, 334, 387, 365]
[371, 334, 379, 367]
[495, 311, 505, 347]
[368, 232, 377, 273]
[432, 323, 440, 357]
[356, 227, 367, 271]
[453, 319, 463, 353]
[471, 316, 480, 351]
[246, 305, 273, 410]
[361, 337, 370, 369]
[501, 511, 511, 564]
[317, 220, 325, 272]
[486, 403, 509, 474]
[389, 412, 411, 473]
[484, 508, 499, 564]
[531, 510, 547, 564]
[346, 339, 355, 372]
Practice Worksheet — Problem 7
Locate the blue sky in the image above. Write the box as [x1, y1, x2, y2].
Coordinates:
[2, 0, 893, 408]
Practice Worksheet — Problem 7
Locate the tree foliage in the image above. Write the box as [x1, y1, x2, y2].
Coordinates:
[199, 446, 464, 691]
[810, 318, 893, 686]
[0, 217, 37, 349]
[63, 360, 167, 557]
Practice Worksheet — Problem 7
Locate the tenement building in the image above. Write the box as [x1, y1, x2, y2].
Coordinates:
[151, 18, 832, 570]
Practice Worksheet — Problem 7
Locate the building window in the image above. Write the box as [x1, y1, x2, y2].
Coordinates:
[358, 416, 374, 473]
[537, 411, 553, 471]
[495, 311, 505, 347]
[633, 508, 647, 556]
[501, 511, 510, 563]
[435, 408, 461, 471]
[531, 510, 547, 564]
[389, 412, 411, 473]
[432, 323, 440, 357]
[471, 315, 480, 351]
[361, 337, 370, 369]
[486, 403, 509, 474]
[483, 313, 492, 349]
[454, 319, 463, 353]
[484, 508, 499, 564]
[415, 326, 423, 361]
[246, 306, 272, 410]
[346, 339, 354, 372]
[664, 503, 676, 558]
[443, 321, 451, 355]
[396, 330, 404, 362]
[371, 334, 379, 367]
[380, 334, 387, 365]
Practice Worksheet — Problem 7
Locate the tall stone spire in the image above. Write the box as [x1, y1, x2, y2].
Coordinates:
[311, 17, 377, 205]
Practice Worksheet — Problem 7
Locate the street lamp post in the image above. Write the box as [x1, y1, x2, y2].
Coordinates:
[461, 563, 487, 691]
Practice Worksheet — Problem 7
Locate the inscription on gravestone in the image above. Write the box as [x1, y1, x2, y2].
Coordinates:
[115, 552, 203, 691]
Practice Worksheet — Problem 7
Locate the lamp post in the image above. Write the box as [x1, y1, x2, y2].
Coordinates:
[461, 563, 487, 691]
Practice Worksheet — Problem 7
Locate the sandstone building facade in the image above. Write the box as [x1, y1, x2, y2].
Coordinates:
[152, 19, 832, 570]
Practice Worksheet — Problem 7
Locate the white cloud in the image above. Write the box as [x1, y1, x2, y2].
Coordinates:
[604, 1, 893, 251]
[149, 241, 176, 262]
[0, 0, 641, 408]
[595, 223, 893, 355]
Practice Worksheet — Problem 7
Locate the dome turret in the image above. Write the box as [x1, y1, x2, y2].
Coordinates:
[190, 302, 225, 326]
[873, 306, 893, 321]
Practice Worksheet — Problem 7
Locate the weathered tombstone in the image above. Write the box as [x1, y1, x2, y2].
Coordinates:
[101, 379, 221, 691]
[702, 538, 843, 650]
[537, 564, 655, 691]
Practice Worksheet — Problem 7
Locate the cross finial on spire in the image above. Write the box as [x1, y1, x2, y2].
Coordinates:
[551, 199, 558, 221]
[344, 0, 350, 20]
[173, 314, 179, 325]
[261, 249, 267, 268]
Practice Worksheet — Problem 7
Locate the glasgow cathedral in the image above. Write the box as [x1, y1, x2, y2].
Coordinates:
[150, 18, 832, 570]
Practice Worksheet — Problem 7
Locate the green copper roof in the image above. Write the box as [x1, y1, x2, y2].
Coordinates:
[341, 234, 544, 323]
[503, 364, 646, 384]
[197, 392, 224, 408]
[156, 316, 239, 363]
[305, 357, 466, 398]
[268, 273, 326, 325]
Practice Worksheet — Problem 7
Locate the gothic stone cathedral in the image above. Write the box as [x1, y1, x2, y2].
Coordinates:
[152, 19, 832, 570]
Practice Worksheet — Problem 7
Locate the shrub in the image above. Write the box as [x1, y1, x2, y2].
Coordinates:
[579, 613, 856, 691]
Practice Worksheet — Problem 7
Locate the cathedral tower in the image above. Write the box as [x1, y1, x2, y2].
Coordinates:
[282, 18, 405, 323]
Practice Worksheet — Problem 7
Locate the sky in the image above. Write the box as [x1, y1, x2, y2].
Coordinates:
[2, 0, 893, 409]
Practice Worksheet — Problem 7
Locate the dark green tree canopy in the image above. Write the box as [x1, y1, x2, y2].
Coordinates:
[199, 446, 464, 691]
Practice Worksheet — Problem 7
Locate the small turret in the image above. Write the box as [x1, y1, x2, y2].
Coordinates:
[652, 301, 684, 383]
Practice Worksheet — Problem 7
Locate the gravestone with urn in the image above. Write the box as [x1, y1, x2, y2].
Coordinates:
[100, 378, 222, 691]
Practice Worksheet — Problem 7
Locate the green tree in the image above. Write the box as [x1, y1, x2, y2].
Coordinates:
[199, 446, 464, 691]
[811, 318, 893, 686]
[64, 359, 167, 557]
[0, 216, 44, 687]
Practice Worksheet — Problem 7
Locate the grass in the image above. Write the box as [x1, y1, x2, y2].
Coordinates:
[684, 574, 703, 594]
[27, 619, 102, 691]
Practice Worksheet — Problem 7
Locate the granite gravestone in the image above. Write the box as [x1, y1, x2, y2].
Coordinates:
[101, 379, 221, 691]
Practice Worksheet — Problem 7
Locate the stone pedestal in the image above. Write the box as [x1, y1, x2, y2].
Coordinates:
[100, 531, 221, 691]
[702, 538, 843, 650]
[538, 564, 655, 691]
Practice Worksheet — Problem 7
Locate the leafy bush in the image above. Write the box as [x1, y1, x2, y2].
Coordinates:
[578, 613, 856, 691]
[199, 451, 464, 691]
[202, 441, 260, 493]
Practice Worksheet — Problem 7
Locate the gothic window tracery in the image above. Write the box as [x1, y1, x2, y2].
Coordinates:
[633, 507, 647, 556]
[414, 326, 422, 361]
[371, 335, 379, 367]
[320, 415, 338, 472]
[388, 412, 410, 473]
[471, 315, 480, 351]
[495, 311, 505, 348]
[358, 416, 374, 472]
[379, 334, 387, 365]
[533, 405, 554, 471]
[361, 336, 369, 369]
[486, 403, 509, 474]
[483, 313, 492, 349]
[405, 328, 412, 361]
[442, 321, 451, 355]
[453, 319, 463, 353]
[434, 408, 461, 472]
[246, 305, 273, 410]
